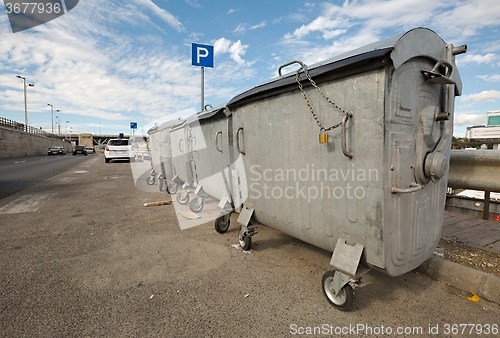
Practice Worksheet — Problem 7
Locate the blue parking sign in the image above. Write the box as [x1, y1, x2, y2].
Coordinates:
[192, 43, 214, 68]
[130, 122, 137, 129]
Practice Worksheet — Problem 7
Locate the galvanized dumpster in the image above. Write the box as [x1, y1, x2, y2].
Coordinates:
[186, 105, 234, 213]
[146, 125, 162, 187]
[169, 118, 195, 204]
[146, 119, 182, 191]
[221, 28, 466, 310]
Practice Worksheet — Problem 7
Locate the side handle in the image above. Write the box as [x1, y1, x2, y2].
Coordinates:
[341, 112, 353, 158]
[215, 131, 223, 153]
[391, 183, 423, 194]
[236, 127, 245, 155]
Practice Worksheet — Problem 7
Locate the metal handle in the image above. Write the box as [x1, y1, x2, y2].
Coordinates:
[278, 60, 306, 77]
[421, 60, 455, 85]
[391, 183, 423, 194]
[236, 127, 245, 155]
[341, 112, 353, 158]
[204, 104, 213, 111]
[215, 131, 223, 153]
[431, 60, 453, 78]
[190, 136, 196, 151]
[179, 139, 184, 153]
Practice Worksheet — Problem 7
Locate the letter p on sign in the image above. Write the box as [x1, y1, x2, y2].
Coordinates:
[192, 43, 214, 68]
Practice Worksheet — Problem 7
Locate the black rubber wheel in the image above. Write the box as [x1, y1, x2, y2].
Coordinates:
[146, 176, 156, 185]
[168, 183, 178, 194]
[189, 197, 204, 213]
[321, 270, 355, 311]
[105, 157, 110, 163]
[176, 191, 190, 205]
[239, 227, 252, 251]
[214, 214, 230, 234]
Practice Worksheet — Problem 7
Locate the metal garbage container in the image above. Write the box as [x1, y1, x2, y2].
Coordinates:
[186, 104, 235, 214]
[146, 119, 181, 191]
[221, 28, 466, 310]
[169, 118, 195, 204]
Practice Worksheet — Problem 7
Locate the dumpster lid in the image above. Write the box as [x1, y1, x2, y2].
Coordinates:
[188, 103, 228, 125]
[170, 118, 187, 131]
[158, 118, 183, 131]
[228, 28, 462, 108]
[146, 125, 159, 135]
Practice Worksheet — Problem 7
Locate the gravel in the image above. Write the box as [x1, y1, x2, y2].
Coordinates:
[438, 239, 500, 277]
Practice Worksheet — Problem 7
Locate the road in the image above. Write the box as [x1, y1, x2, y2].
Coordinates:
[0, 154, 92, 200]
[0, 155, 499, 337]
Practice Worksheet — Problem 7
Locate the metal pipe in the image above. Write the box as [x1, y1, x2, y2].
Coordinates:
[447, 150, 500, 192]
[452, 45, 467, 55]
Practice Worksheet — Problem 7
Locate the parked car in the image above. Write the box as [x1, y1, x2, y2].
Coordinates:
[86, 147, 95, 154]
[48, 146, 66, 156]
[72, 145, 87, 156]
[104, 139, 135, 163]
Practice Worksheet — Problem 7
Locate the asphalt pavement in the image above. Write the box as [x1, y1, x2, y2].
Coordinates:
[0, 155, 499, 337]
[0, 154, 91, 200]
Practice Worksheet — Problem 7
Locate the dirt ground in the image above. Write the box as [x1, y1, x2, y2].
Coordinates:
[439, 239, 500, 277]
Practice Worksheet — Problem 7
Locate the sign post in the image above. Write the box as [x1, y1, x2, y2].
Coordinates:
[192, 43, 214, 111]
[130, 122, 137, 135]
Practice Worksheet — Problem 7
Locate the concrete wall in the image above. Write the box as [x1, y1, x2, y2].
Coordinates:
[0, 126, 72, 157]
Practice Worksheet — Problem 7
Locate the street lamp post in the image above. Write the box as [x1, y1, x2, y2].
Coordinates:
[55, 115, 60, 135]
[56, 110, 61, 135]
[16, 75, 35, 131]
[66, 120, 69, 140]
[47, 103, 54, 134]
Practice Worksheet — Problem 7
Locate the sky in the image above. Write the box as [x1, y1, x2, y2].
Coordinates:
[0, 0, 499, 137]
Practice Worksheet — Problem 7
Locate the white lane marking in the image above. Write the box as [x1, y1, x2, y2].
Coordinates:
[14, 161, 26, 164]
[0, 194, 58, 214]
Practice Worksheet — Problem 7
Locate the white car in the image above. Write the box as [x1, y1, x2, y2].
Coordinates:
[104, 139, 135, 163]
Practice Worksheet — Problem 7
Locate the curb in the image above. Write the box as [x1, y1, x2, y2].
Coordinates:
[417, 255, 500, 304]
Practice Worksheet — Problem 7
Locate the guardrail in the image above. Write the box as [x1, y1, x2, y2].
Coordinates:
[135, 150, 151, 161]
[448, 149, 500, 219]
[0, 116, 60, 139]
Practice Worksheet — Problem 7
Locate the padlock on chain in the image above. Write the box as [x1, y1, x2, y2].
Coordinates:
[319, 129, 329, 144]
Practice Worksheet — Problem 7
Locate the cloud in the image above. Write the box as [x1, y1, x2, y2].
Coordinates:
[233, 25, 246, 34]
[213, 38, 248, 65]
[279, 0, 500, 66]
[183, 0, 202, 9]
[461, 90, 500, 103]
[229, 40, 248, 65]
[132, 0, 185, 32]
[459, 53, 497, 65]
[478, 74, 500, 82]
[250, 21, 267, 30]
[454, 113, 487, 126]
[284, 16, 348, 40]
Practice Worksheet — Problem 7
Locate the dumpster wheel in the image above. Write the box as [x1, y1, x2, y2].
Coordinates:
[214, 213, 231, 234]
[189, 197, 204, 213]
[176, 190, 190, 205]
[168, 183, 178, 194]
[238, 226, 252, 251]
[322, 270, 355, 311]
[146, 176, 156, 185]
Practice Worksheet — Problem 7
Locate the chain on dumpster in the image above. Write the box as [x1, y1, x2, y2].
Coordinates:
[294, 62, 352, 144]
